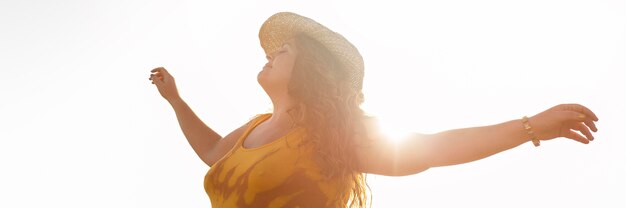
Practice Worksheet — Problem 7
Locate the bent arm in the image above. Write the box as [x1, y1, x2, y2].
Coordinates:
[168, 98, 222, 165]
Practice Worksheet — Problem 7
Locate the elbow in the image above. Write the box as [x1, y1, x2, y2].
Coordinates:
[390, 163, 430, 176]
[390, 139, 433, 176]
[376, 159, 431, 176]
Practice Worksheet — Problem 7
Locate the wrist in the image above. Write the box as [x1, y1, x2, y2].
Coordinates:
[522, 116, 540, 147]
[168, 96, 185, 106]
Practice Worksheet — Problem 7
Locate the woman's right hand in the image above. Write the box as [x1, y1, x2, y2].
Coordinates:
[149, 67, 181, 102]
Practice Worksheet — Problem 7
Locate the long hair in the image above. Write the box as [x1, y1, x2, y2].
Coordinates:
[286, 33, 371, 208]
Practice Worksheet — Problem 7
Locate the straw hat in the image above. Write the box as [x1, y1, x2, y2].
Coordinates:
[259, 12, 364, 91]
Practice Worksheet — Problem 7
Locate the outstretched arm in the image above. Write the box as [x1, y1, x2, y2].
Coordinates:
[355, 103, 599, 176]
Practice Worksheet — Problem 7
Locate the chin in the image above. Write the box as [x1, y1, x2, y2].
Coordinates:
[257, 71, 270, 89]
[257, 70, 265, 83]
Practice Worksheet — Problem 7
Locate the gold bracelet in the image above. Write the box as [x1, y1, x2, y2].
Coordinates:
[522, 116, 540, 147]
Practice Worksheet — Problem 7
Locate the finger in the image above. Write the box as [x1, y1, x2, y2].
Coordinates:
[563, 129, 590, 144]
[584, 119, 598, 132]
[150, 68, 168, 81]
[572, 122, 594, 141]
[151, 67, 164, 73]
[149, 74, 163, 84]
[150, 71, 165, 81]
[578, 104, 599, 122]
[150, 73, 162, 85]
[565, 103, 599, 122]
[159, 69, 171, 82]
[158, 67, 170, 76]
[561, 110, 598, 132]
[561, 110, 588, 122]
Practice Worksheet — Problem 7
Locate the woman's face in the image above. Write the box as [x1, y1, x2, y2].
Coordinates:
[257, 38, 298, 93]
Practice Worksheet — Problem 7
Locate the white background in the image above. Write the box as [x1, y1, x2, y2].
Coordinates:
[1, 0, 624, 207]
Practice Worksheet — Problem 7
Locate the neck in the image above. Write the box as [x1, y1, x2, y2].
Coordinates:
[267, 93, 297, 129]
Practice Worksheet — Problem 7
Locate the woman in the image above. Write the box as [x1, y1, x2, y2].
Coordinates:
[149, 12, 599, 208]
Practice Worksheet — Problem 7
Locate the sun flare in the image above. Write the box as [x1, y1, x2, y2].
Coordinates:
[375, 117, 415, 143]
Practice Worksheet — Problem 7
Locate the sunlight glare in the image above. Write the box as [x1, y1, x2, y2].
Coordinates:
[375, 116, 414, 143]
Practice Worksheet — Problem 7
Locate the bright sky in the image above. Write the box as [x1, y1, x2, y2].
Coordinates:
[1, 0, 625, 207]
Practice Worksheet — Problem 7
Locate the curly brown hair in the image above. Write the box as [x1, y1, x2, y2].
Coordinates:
[285, 33, 372, 208]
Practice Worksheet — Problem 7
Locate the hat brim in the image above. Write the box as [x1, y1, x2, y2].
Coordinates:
[259, 12, 364, 90]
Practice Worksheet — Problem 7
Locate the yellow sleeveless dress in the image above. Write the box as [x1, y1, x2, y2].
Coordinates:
[204, 113, 348, 207]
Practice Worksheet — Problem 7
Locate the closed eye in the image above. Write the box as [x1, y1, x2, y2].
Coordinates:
[273, 50, 287, 57]
[268, 47, 288, 59]
[279, 44, 290, 53]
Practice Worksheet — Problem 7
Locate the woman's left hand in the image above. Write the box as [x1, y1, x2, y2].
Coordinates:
[529, 103, 599, 144]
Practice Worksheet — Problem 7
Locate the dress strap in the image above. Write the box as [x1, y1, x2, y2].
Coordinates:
[233, 113, 272, 148]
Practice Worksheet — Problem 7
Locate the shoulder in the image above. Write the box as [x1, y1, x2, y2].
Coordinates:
[206, 113, 268, 166]
[354, 115, 385, 144]
[236, 113, 272, 135]
[351, 115, 400, 173]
